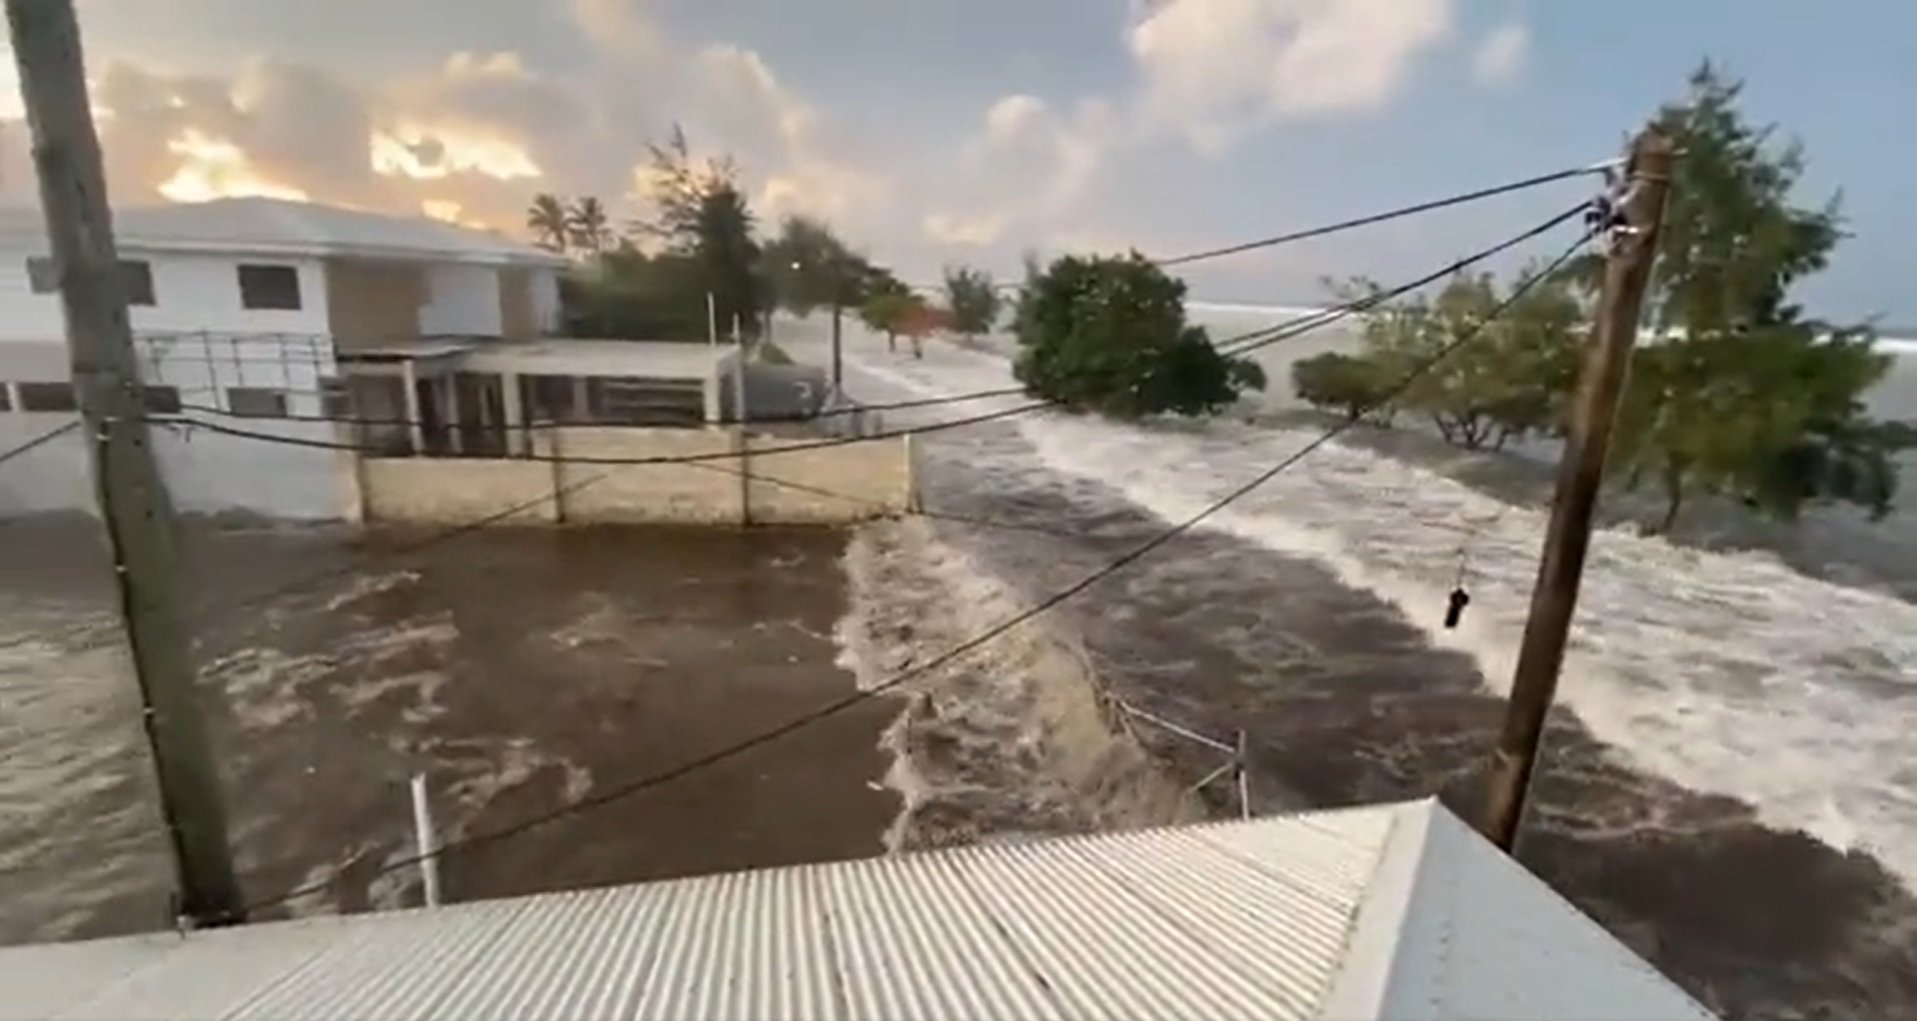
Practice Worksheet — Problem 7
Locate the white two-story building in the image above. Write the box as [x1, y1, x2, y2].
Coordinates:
[0, 197, 572, 518]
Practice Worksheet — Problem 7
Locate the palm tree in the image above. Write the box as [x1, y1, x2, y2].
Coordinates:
[567, 196, 613, 255]
[527, 193, 568, 253]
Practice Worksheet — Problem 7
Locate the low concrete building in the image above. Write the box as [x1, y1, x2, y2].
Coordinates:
[0, 197, 565, 519]
[0, 200, 848, 524]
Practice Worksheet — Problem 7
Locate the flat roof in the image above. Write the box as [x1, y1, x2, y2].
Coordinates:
[0, 800, 1713, 1020]
[0, 199, 567, 269]
[461, 339, 732, 380]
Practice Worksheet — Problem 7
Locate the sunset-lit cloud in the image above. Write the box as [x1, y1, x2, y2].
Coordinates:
[0, 0, 1571, 304]
[157, 129, 310, 203]
[370, 126, 542, 182]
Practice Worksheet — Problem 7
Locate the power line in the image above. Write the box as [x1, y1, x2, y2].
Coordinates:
[164, 385, 1031, 431]
[150, 200, 1590, 467]
[153, 399, 1052, 466]
[1153, 162, 1609, 268]
[0, 418, 80, 468]
[1214, 201, 1593, 359]
[138, 164, 1603, 434]
[229, 221, 1596, 921]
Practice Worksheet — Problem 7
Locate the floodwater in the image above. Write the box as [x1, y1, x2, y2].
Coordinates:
[793, 315, 1917, 1021]
[7, 309, 1917, 1020]
[0, 518, 896, 944]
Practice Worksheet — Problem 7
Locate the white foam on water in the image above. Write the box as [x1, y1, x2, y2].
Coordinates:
[847, 334, 1917, 889]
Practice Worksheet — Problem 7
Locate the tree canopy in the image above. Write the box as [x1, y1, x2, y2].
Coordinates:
[1013, 253, 1266, 418]
[942, 266, 1001, 337]
[1607, 64, 1908, 530]
[859, 276, 920, 353]
[527, 194, 568, 253]
[566, 196, 613, 255]
[762, 216, 873, 316]
[1291, 352, 1395, 423]
[635, 128, 762, 340]
[1293, 64, 1911, 533]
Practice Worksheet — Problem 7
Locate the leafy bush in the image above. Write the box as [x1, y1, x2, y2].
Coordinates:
[1012, 253, 1265, 418]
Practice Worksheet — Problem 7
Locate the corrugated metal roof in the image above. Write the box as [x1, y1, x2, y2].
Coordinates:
[0, 199, 566, 268]
[0, 799, 1715, 1020]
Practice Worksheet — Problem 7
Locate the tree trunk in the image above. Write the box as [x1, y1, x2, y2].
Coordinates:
[1656, 463, 1684, 534]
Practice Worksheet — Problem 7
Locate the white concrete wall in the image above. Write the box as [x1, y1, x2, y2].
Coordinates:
[0, 414, 89, 514]
[354, 427, 913, 526]
[530, 268, 561, 334]
[361, 457, 555, 524]
[420, 263, 503, 337]
[138, 254, 330, 337]
[0, 413, 344, 520]
[0, 244, 330, 342]
[1, 333, 345, 520]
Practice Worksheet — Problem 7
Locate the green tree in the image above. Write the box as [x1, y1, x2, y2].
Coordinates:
[566, 196, 613, 254]
[762, 216, 869, 316]
[942, 266, 1001, 337]
[637, 126, 763, 339]
[527, 193, 569, 253]
[1333, 267, 1581, 450]
[561, 249, 707, 340]
[859, 280, 919, 353]
[1013, 253, 1266, 418]
[1610, 64, 1908, 530]
[1291, 352, 1394, 422]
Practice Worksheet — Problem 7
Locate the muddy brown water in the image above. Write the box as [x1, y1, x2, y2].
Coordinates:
[0, 515, 896, 944]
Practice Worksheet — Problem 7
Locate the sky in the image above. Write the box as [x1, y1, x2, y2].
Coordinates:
[1, 0, 1912, 320]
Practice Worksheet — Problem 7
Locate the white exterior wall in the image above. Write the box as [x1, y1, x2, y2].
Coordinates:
[137, 253, 330, 337]
[420, 263, 503, 337]
[1, 334, 345, 520]
[0, 234, 554, 522]
[531, 268, 562, 334]
[0, 235, 345, 519]
[0, 242, 330, 342]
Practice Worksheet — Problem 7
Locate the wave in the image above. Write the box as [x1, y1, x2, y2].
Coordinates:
[847, 335, 1917, 892]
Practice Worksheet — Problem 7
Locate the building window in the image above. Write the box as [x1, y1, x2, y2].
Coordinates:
[26, 257, 155, 306]
[320, 377, 351, 419]
[0, 385, 11, 412]
[140, 385, 181, 415]
[238, 264, 302, 310]
[226, 387, 289, 419]
[16, 382, 77, 412]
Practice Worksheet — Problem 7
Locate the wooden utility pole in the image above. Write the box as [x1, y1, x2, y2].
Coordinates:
[7, 0, 244, 924]
[1477, 127, 1674, 852]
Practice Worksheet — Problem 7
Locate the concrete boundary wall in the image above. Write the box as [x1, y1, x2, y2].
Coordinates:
[356, 426, 913, 527]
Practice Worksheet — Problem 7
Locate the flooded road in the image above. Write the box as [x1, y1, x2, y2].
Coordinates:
[798, 318, 1917, 1021]
[0, 516, 895, 944]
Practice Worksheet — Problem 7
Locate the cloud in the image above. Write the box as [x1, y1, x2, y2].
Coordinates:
[1471, 23, 1529, 86]
[0, 0, 1506, 292]
[16, 0, 886, 251]
[1128, 0, 1452, 149]
[922, 211, 1006, 247]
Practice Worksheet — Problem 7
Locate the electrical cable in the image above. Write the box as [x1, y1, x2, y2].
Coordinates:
[226, 220, 1597, 921]
[147, 200, 1590, 469]
[165, 384, 1032, 430]
[1214, 201, 1593, 359]
[143, 162, 1607, 434]
[0, 418, 81, 468]
[151, 399, 1052, 465]
[1153, 162, 1607, 268]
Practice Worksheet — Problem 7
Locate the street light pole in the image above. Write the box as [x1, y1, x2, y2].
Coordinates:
[794, 256, 845, 398]
[830, 260, 844, 397]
